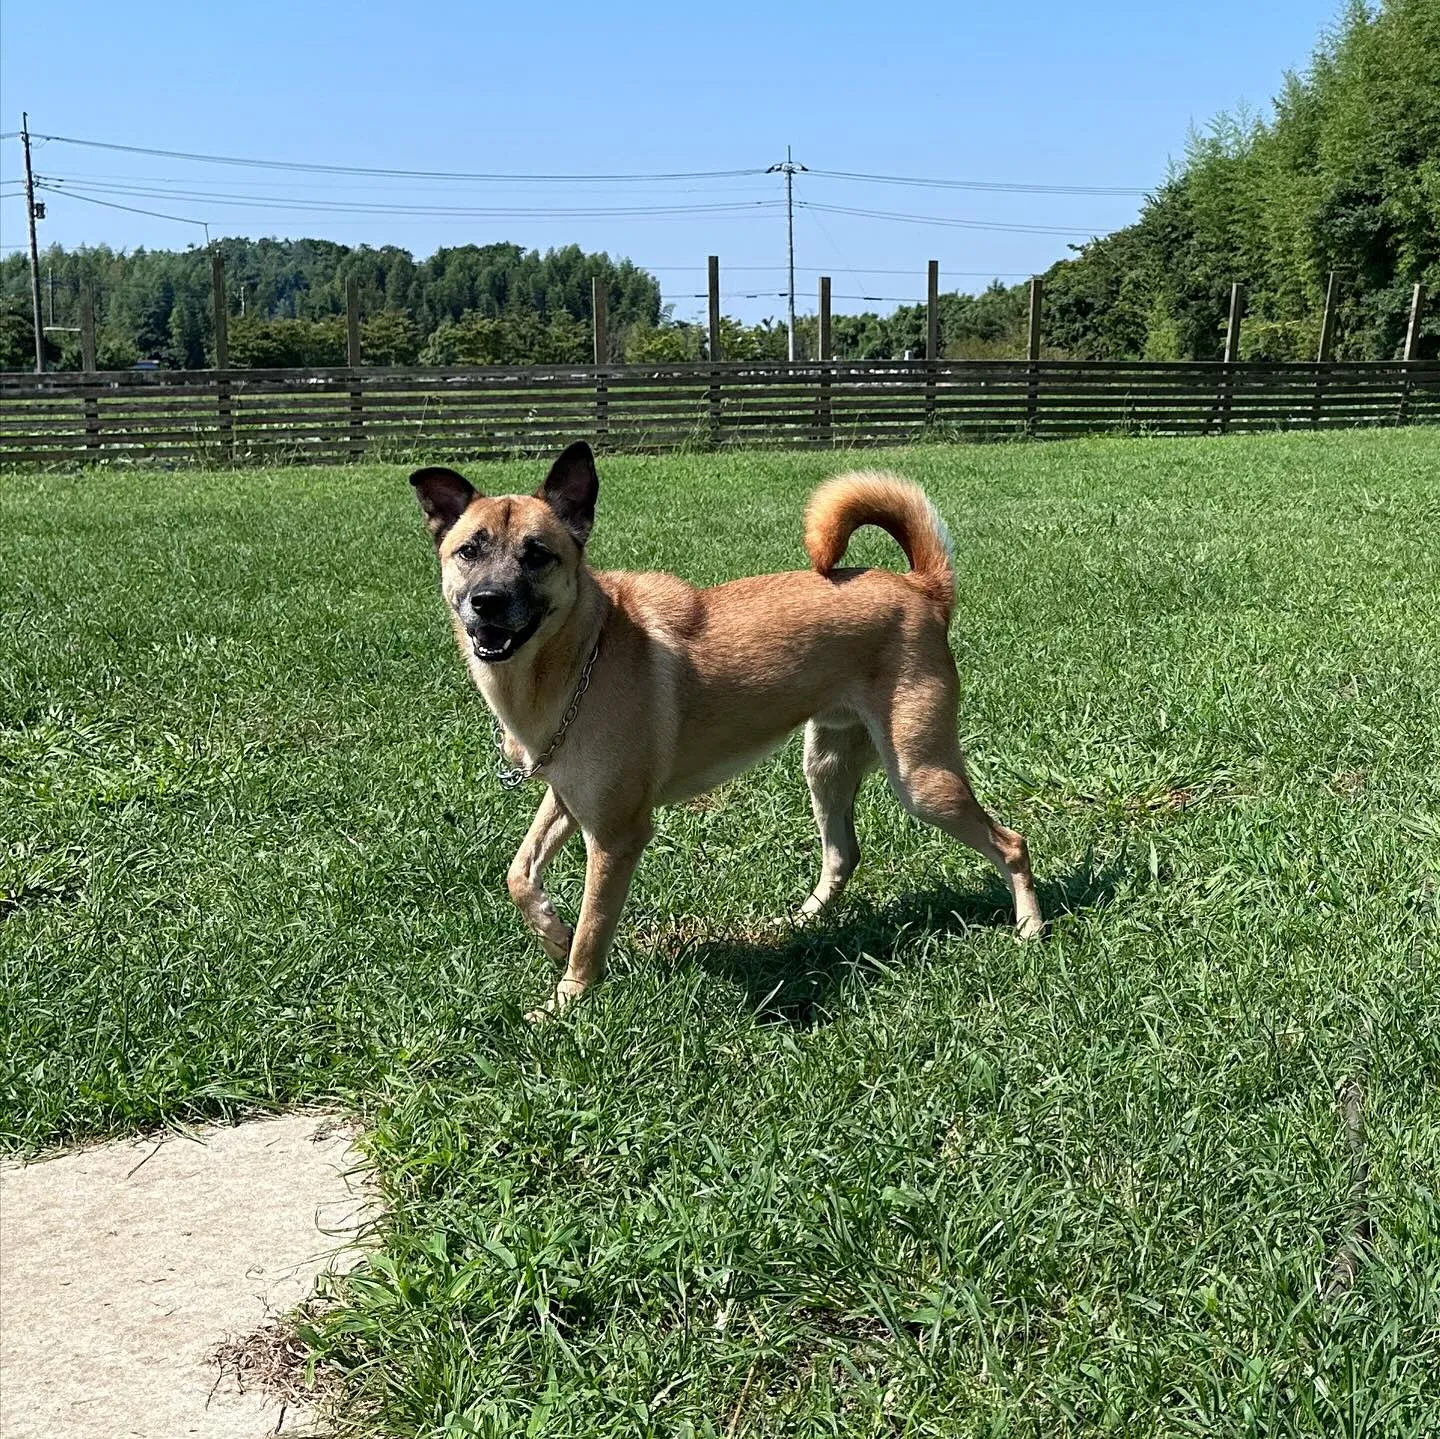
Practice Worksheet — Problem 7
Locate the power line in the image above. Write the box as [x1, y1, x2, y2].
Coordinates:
[809, 167, 1150, 197]
[11, 127, 1131, 323]
[37, 178, 786, 220]
[24, 168, 778, 199]
[33, 186, 211, 239]
[22, 132, 769, 183]
[800, 201, 1102, 235]
[34, 182, 782, 241]
[4, 132, 1155, 195]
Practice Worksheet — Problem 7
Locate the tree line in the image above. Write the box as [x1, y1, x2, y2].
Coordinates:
[0, 240, 664, 370]
[2, 1, 1433, 371]
[0, 232, 1041, 370]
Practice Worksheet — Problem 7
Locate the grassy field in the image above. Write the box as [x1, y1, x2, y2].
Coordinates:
[3, 430, 1438, 1436]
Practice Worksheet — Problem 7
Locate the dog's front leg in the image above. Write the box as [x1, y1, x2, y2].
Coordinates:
[533, 818, 652, 1017]
[507, 787, 578, 960]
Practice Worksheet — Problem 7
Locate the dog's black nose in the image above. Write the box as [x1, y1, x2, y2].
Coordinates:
[467, 588, 508, 622]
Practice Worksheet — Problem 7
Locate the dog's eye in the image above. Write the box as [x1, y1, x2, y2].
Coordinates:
[454, 532, 489, 563]
[521, 542, 557, 568]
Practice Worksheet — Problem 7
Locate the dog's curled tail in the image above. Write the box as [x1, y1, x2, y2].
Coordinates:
[804, 471, 955, 610]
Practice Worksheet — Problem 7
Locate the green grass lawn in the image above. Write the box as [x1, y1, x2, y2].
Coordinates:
[3, 430, 1439, 1436]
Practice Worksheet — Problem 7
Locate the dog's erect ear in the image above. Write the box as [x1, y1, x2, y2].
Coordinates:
[536, 441, 599, 547]
[410, 466, 478, 543]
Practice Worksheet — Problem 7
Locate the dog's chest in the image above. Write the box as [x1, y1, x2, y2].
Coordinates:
[655, 738, 786, 806]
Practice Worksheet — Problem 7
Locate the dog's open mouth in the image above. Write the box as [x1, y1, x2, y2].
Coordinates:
[468, 615, 542, 663]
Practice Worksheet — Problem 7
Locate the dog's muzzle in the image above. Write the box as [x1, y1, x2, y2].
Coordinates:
[462, 585, 544, 663]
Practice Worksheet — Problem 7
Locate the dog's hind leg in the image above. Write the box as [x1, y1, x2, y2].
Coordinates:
[799, 719, 879, 919]
[871, 676, 1045, 939]
[507, 787, 578, 961]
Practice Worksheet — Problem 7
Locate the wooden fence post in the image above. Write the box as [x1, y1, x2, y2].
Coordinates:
[1313, 270, 1339, 427]
[817, 275, 832, 446]
[925, 259, 939, 425]
[591, 275, 608, 365]
[1219, 282, 1245, 433]
[80, 287, 97, 372]
[345, 276, 364, 459]
[926, 260, 940, 360]
[592, 275, 609, 445]
[80, 286, 100, 455]
[1403, 282, 1425, 361]
[1398, 281, 1426, 426]
[345, 277, 362, 367]
[1026, 276, 1043, 436]
[211, 253, 233, 457]
[1316, 271, 1339, 361]
[708, 255, 722, 445]
[1224, 282, 1245, 363]
[211, 253, 229, 369]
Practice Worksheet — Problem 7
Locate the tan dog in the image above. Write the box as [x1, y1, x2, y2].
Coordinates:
[411, 441, 1043, 1014]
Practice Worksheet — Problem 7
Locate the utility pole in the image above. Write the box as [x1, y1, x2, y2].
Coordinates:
[21, 113, 46, 373]
[767, 146, 807, 361]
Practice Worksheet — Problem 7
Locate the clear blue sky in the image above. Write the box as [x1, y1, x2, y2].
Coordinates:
[1, 0, 1340, 323]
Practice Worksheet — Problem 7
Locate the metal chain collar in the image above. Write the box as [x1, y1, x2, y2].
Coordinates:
[490, 634, 601, 789]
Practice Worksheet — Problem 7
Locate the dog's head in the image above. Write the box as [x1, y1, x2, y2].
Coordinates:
[410, 441, 598, 665]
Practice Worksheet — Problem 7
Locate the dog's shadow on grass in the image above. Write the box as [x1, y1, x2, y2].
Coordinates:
[685, 858, 1127, 1029]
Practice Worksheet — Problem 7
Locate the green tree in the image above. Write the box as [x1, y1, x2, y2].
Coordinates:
[1044, 0, 1440, 360]
[0, 301, 59, 370]
[360, 311, 419, 365]
[167, 295, 209, 369]
[716, 316, 789, 361]
[621, 320, 704, 362]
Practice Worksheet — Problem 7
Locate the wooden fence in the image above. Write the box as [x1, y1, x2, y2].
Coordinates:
[3, 359, 1437, 466]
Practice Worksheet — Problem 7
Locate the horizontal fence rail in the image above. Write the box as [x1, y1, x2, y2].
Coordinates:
[3, 360, 1437, 466]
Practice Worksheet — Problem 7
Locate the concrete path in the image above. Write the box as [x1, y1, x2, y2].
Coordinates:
[0, 1114, 366, 1439]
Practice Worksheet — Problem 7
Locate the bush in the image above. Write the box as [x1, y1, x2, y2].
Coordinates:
[621, 322, 703, 363]
[227, 316, 346, 368]
[419, 311, 590, 366]
[360, 311, 420, 366]
[0, 302, 59, 371]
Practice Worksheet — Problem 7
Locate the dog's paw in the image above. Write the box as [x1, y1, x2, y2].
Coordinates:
[524, 977, 590, 1024]
[1017, 913, 1048, 941]
[771, 896, 829, 931]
